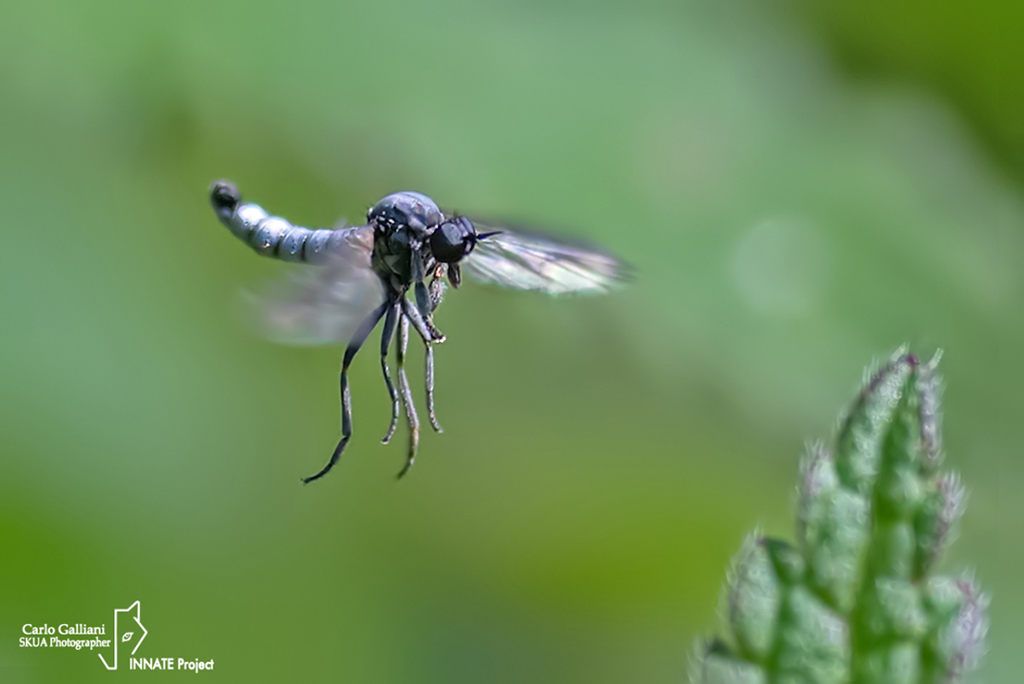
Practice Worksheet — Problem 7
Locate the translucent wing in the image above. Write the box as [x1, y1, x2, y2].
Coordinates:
[461, 222, 629, 294]
[241, 225, 385, 345]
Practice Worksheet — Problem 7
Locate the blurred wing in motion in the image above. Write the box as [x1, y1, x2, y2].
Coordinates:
[242, 225, 384, 345]
[462, 222, 629, 294]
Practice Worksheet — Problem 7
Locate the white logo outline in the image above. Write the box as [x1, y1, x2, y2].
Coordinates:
[97, 600, 147, 670]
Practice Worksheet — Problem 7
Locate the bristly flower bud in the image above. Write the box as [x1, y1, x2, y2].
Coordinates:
[835, 350, 915, 495]
[922, 575, 989, 682]
[693, 639, 766, 684]
[691, 351, 987, 684]
[915, 352, 944, 472]
[914, 473, 966, 577]
[796, 442, 835, 546]
[798, 438, 870, 614]
[725, 535, 781, 661]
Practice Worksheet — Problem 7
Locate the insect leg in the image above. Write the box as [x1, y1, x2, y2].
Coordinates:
[423, 346, 442, 433]
[380, 301, 401, 444]
[301, 301, 389, 484]
[401, 297, 443, 432]
[395, 313, 421, 479]
[428, 271, 447, 311]
[401, 293, 444, 343]
[423, 277, 447, 432]
[410, 246, 436, 325]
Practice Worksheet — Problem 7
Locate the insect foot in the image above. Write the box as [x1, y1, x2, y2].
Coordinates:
[691, 350, 988, 684]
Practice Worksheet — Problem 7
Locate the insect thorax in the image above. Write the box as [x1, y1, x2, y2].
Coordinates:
[371, 224, 438, 291]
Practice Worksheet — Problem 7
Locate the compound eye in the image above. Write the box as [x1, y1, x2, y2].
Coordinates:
[429, 217, 476, 263]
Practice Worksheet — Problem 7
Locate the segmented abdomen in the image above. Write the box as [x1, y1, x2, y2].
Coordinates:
[222, 202, 350, 265]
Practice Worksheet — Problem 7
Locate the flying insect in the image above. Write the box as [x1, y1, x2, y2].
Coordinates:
[210, 180, 627, 482]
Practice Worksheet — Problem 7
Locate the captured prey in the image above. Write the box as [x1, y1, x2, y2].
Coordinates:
[209, 180, 628, 482]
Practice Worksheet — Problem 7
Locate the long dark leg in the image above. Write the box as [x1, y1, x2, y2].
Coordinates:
[380, 301, 401, 444]
[301, 301, 389, 484]
[395, 314, 421, 479]
[401, 297, 443, 432]
[425, 277, 447, 432]
[424, 345, 441, 433]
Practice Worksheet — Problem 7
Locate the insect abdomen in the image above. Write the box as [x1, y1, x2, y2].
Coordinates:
[211, 181, 340, 264]
[227, 203, 335, 263]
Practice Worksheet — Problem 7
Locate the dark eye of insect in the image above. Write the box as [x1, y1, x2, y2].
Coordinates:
[429, 217, 477, 263]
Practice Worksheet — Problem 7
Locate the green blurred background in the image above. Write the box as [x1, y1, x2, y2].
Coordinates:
[1, 1, 1020, 681]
